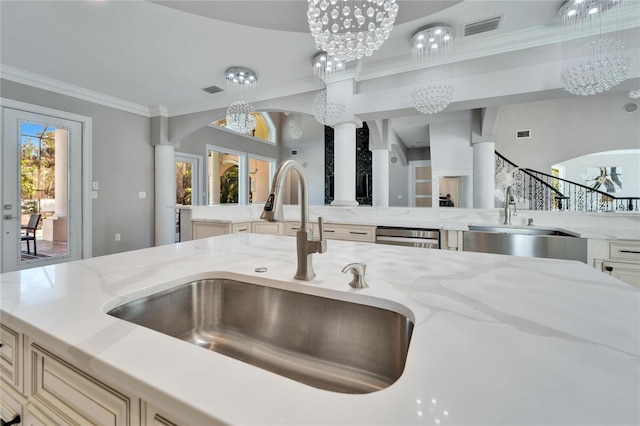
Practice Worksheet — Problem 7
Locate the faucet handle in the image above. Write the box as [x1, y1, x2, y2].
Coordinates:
[341, 263, 368, 289]
[318, 217, 324, 240]
[316, 217, 327, 253]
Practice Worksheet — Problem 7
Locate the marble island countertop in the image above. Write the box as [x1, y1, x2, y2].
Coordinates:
[185, 205, 640, 240]
[1, 234, 639, 425]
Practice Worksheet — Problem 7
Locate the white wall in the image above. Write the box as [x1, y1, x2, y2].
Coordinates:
[1, 79, 154, 257]
[429, 117, 474, 207]
[278, 113, 325, 206]
[554, 150, 640, 198]
[494, 92, 640, 171]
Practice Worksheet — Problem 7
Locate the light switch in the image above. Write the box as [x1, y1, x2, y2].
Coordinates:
[92, 191, 98, 199]
[92, 181, 99, 190]
[139, 191, 146, 199]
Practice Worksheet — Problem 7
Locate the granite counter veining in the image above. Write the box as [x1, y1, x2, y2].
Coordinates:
[1, 233, 638, 425]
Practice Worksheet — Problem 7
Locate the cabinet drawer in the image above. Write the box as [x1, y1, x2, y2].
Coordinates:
[322, 224, 376, 243]
[284, 222, 319, 237]
[609, 241, 640, 261]
[251, 221, 283, 235]
[0, 324, 21, 389]
[231, 222, 251, 233]
[28, 344, 133, 426]
[1, 379, 26, 425]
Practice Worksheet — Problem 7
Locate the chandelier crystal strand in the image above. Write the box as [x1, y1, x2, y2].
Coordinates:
[312, 90, 347, 126]
[225, 67, 258, 134]
[307, 0, 399, 64]
[410, 25, 455, 115]
[629, 88, 640, 98]
[560, 0, 630, 96]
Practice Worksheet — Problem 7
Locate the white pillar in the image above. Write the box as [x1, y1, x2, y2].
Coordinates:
[473, 141, 495, 209]
[54, 129, 68, 217]
[372, 148, 389, 207]
[331, 122, 359, 206]
[155, 144, 176, 246]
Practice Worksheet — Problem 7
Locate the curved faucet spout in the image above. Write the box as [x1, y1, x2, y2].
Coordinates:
[260, 160, 309, 229]
[260, 160, 326, 280]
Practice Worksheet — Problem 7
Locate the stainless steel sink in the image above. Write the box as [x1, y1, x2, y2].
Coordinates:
[464, 225, 587, 262]
[467, 225, 577, 236]
[107, 278, 414, 394]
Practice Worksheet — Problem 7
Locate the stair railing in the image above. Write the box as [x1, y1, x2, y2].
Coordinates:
[495, 152, 639, 212]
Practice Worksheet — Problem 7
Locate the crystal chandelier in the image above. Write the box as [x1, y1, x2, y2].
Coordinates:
[312, 90, 347, 126]
[629, 88, 640, 98]
[312, 51, 345, 81]
[559, 0, 631, 96]
[225, 67, 258, 134]
[307, 0, 399, 64]
[410, 24, 455, 115]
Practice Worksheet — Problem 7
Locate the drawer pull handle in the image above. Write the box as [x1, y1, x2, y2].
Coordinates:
[236, 228, 248, 232]
[1, 414, 21, 426]
[324, 229, 335, 233]
[620, 250, 640, 254]
[350, 231, 368, 235]
[605, 266, 614, 272]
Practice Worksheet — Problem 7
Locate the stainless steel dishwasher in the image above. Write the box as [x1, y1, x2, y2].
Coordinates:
[376, 227, 440, 249]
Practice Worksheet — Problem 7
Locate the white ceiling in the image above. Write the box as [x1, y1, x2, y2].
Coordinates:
[1, 0, 639, 147]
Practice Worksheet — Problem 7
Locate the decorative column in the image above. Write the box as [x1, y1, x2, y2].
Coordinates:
[331, 122, 358, 206]
[372, 148, 389, 207]
[154, 144, 176, 246]
[473, 141, 495, 209]
[44, 129, 68, 241]
[151, 114, 176, 246]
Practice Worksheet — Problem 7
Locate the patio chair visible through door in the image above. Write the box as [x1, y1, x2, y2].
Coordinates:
[21, 213, 41, 256]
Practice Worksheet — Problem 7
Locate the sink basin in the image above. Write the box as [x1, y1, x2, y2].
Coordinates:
[107, 278, 414, 394]
[464, 225, 587, 262]
[467, 225, 577, 237]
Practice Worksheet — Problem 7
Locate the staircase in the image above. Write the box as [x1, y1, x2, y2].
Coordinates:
[495, 152, 639, 213]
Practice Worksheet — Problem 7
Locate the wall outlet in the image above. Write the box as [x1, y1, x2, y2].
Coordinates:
[92, 181, 99, 190]
[91, 191, 98, 199]
[138, 191, 146, 199]
[115, 233, 121, 241]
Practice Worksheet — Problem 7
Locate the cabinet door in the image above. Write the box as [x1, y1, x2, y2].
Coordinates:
[192, 222, 230, 239]
[1, 379, 26, 426]
[603, 261, 640, 289]
[27, 344, 135, 426]
[1, 324, 22, 390]
[251, 222, 283, 235]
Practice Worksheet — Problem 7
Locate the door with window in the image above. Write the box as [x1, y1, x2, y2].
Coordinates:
[409, 161, 432, 207]
[2, 108, 83, 272]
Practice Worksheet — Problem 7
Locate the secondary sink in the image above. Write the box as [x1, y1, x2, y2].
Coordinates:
[467, 225, 577, 236]
[107, 278, 414, 394]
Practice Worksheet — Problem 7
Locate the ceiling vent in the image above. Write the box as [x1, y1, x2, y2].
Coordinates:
[202, 85, 223, 94]
[464, 16, 501, 37]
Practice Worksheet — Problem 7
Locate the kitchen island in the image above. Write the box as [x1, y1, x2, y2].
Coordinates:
[1, 233, 638, 425]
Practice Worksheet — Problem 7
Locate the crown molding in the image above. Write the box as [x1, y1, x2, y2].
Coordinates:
[0, 64, 152, 117]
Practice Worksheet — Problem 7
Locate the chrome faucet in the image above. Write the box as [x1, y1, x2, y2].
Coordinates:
[504, 185, 517, 225]
[260, 160, 327, 280]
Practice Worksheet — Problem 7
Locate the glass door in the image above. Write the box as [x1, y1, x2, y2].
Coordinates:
[410, 161, 432, 207]
[2, 108, 83, 272]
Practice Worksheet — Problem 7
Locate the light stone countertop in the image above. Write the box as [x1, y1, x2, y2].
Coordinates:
[1, 233, 638, 425]
[186, 205, 640, 240]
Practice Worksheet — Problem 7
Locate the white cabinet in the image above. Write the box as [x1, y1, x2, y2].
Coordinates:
[285, 222, 375, 243]
[251, 221, 283, 235]
[192, 221, 251, 239]
[602, 241, 640, 288]
[1, 324, 22, 391]
[26, 343, 137, 426]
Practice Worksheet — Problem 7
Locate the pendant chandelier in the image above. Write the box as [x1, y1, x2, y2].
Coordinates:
[410, 24, 455, 115]
[559, 0, 631, 96]
[307, 0, 399, 64]
[629, 88, 640, 98]
[312, 89, 347, 126]
[225, 67, 258, 134]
